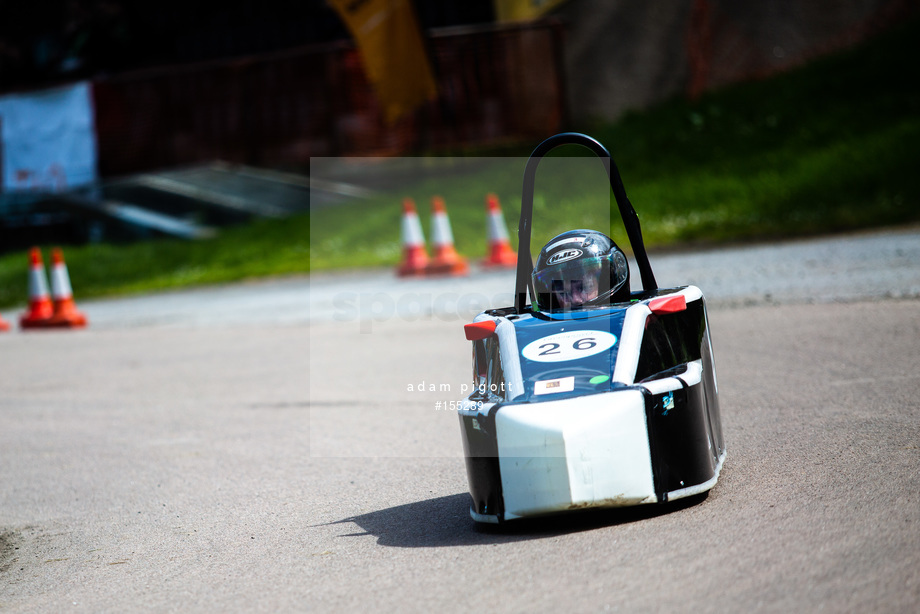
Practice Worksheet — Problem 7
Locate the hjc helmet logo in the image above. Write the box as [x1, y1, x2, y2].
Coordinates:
[546, 248, 583, 265]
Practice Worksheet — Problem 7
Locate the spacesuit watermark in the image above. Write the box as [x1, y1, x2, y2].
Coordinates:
[331, 290, 514, 333]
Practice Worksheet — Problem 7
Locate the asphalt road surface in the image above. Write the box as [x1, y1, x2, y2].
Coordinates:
[1, 228, 919, 612]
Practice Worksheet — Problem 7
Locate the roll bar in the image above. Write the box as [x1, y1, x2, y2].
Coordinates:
[513, 132, 658, 312]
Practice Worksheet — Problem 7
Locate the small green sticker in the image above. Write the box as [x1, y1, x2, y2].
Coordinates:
[589, 375, 610, 385]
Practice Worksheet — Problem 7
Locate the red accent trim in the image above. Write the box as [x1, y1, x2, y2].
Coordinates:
[464, 320, 497, 341]
[649, 294, 687, 314]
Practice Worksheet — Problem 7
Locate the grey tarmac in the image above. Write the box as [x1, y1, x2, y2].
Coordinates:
[1, 227, 918, 612]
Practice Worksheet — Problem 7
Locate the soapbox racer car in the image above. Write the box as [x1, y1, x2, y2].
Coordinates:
[457, 133, 726, 523]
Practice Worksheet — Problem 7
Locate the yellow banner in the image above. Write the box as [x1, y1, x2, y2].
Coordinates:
[328, 0, 438, 124]
[493, 0, 568, 22]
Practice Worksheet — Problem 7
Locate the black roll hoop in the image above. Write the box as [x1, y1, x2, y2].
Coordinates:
[513, 132, 658, 312]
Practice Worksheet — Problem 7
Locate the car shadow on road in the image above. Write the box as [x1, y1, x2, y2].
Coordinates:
[328, 492, 708, 548]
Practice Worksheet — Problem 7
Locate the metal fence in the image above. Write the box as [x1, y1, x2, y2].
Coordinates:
[92, 20, 565, 177]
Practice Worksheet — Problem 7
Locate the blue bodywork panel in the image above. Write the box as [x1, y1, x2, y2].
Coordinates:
[508, 305, 628, 403]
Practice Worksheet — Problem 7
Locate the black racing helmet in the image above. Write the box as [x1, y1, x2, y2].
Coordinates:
[532, 229, 630, 311]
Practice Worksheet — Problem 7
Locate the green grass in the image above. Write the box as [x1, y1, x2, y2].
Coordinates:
[590, 17, 920, 245]
[0, 216, 311, 308]
[1, 16, 918, 309]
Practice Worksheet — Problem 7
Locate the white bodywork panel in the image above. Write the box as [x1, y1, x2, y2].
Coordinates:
[638, 359, 704, 395]
[471, 313, 525, 402]
[611, 304, 649, 385]
[495, 389, 656, 519]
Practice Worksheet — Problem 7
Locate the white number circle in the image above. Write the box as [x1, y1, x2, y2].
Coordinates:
[521, 330, 618, 363]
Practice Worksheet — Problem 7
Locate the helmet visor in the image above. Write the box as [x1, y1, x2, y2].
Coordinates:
[533, 256, 605, 309]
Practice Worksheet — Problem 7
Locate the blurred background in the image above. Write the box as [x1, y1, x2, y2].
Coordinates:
[0, 0, 918, 305]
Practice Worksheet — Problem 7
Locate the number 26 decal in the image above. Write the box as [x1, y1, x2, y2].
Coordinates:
[522, 330, 617, 363]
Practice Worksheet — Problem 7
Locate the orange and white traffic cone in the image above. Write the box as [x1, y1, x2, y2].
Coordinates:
[396, 198, 430, 277]
[47, 247, 87, 328]
[0, 314, 9, 332]
[480, 193, 517, 269]
[426, 196, 469, 276]
[19, 247, 54, 329]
